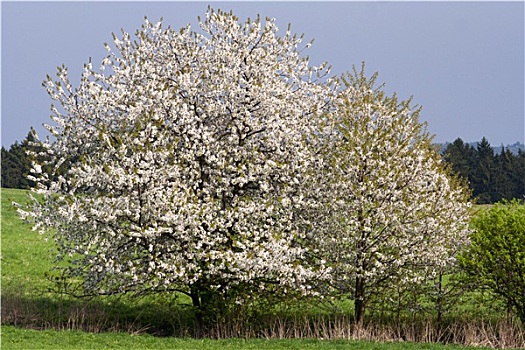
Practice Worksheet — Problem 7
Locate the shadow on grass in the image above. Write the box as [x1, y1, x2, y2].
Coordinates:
[1, 285, 197, 337]
[2, 285, 525, 348]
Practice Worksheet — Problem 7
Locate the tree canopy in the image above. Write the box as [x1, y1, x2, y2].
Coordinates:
[20, 10, 336, 325]
[18, 8, 472, 326]
[309, 67, 470, 324]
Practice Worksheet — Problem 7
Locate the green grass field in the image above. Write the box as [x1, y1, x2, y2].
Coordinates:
[2, 325, 487, 350]
[1, 188, 55, 290]
[0, 188, 509, 349]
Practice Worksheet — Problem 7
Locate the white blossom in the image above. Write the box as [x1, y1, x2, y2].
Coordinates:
[307, 66, 470, 323]
[24, 9, 336, 303]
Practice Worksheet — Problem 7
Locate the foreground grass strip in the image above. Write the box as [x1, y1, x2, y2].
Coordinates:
[1, 326, 487, 350]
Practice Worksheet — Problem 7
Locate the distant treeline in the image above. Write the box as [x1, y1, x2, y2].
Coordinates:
[1, 130, 40, 189]
[2, 131, 524, 204]
[442, 137, 525, 204]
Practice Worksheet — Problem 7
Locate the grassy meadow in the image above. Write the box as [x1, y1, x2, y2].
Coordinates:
[1, 188, 522, 349]
[3, 325, 488, 350]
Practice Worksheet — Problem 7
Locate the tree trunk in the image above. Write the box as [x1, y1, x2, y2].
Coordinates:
[355, 208, 367, 325]
[189, 284, 225, 337]
[190, 286, 204, 337]
[354, 276, 366, 325]
[517, 305, 525, 328]
[436, 271, 443, 326]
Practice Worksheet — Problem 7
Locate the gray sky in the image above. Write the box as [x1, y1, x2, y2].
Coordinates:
[2, 1, 524, 147]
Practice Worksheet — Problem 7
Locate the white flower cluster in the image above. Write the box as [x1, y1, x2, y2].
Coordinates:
[23, 11, 469, 308]
[308, 69, 471, 307]
[25, 9, 335, 298]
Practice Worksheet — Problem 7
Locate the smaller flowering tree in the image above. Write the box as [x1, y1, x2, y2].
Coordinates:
[20, 8, 335, 326]
[311, 65, 471, 324]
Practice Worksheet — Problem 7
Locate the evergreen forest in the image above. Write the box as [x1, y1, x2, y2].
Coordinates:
[442, 137, 525, 204]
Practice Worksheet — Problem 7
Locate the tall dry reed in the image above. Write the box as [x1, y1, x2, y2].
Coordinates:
[2, 289, 524, 348]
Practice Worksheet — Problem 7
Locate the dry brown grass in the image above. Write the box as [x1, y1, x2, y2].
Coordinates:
[2, 289, 524, 348]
